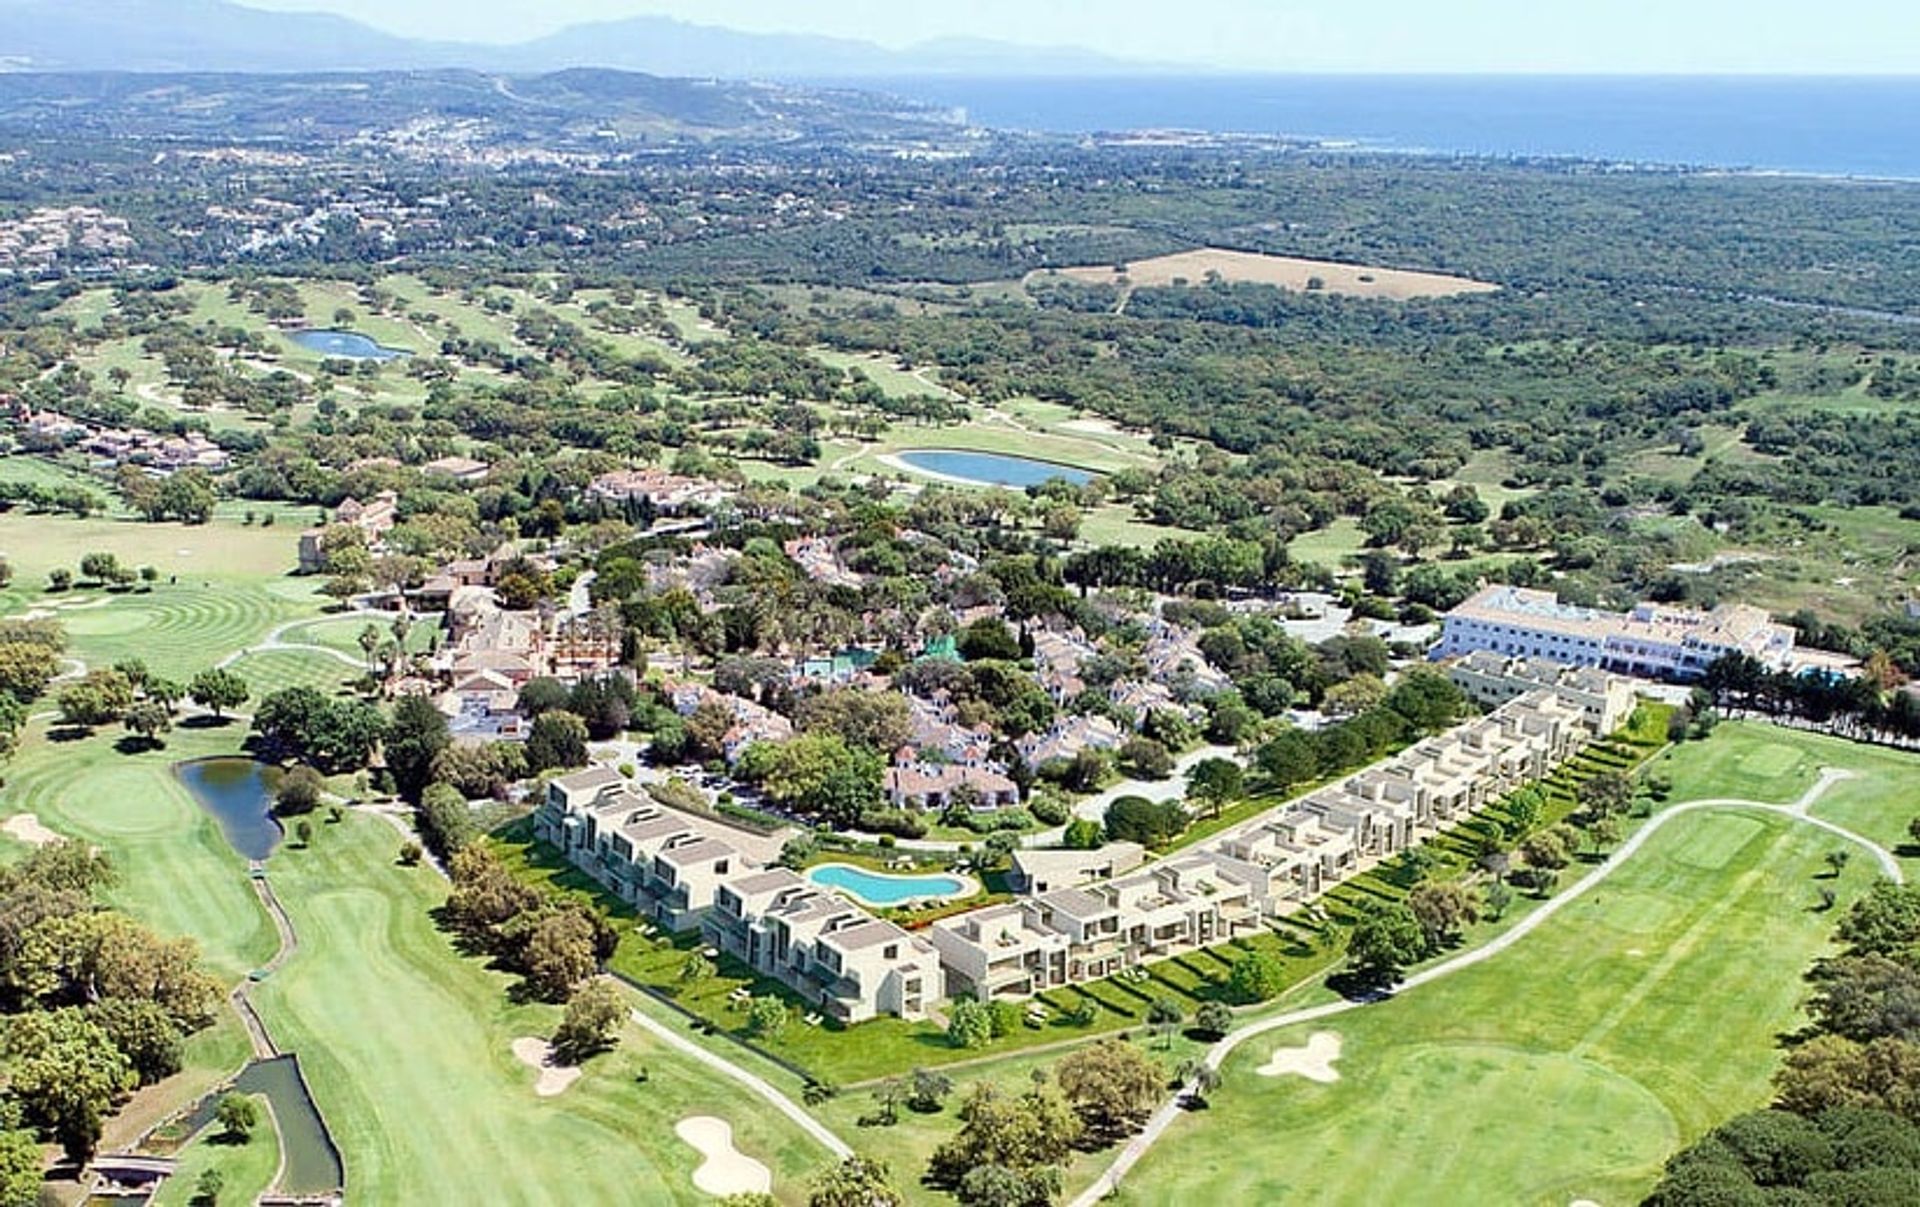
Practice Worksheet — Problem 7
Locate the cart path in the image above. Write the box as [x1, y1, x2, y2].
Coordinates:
[1069, 769, 1891, 1206]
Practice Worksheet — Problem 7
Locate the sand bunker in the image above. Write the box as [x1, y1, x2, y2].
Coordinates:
[675, 1116, 771, 1198]
[511, 1037, 581, 1097]
[2, 813, 61, 847]
[1256, 1031, 1343, 1082]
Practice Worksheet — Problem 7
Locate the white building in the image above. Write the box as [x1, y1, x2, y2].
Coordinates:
[1433, 584, 1797, 682]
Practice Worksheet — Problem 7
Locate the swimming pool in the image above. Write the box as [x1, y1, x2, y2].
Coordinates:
[806, 863, 972, 907]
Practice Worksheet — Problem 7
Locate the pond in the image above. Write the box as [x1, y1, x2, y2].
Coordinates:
[806, 862, 972, 907]
[287, 329, 411, 361]
[894, 449, 1096, 489]
[176, 758, 281, 860]
[179, 1055, 344, 1196]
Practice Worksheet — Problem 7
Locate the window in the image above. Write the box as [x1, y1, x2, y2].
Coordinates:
[884, 944, 898, 959]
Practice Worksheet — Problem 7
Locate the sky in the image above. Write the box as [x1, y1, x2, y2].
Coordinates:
[235, 0, 1920, 73]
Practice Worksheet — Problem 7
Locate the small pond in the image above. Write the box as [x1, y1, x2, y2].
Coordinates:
[895, 449, 1097, 489]
[807, 862, 971, 907]
[287, 329, 411, 361]
[179, 1054, 344, 1196]
[177, 758, 282, 860]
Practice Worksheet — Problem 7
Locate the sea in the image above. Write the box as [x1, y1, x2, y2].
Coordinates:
[831, 75, 1920, 180]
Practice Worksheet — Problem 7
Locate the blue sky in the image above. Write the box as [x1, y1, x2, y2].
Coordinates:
[239, 0, 1920, 73]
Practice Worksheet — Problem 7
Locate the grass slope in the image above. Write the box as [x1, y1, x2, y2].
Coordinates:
[251, 814, 825, 1204]
[1113, 724, 1916, 1206]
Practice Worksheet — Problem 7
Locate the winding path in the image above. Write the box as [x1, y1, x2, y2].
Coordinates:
[394, 808, 856, 1161]
[216, 615, 379, 672]
[624, 1004, 853, 1161]
[233, 865, 300, 1059]
[1068, 768, 1894, 1207]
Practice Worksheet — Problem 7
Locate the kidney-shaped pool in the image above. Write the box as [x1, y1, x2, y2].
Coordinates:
[806, 862, 974, 907]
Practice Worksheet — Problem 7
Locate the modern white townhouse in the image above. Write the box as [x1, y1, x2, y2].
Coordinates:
[537, 672, 1632, 1018]
[1445, 649, 1639, 733]
[929, 851, 1263, 1001]
[540, 769, 941, 1022]
[1433, 584, 1797, 681]
[534, 769, 752, 931]
[706, 868, 940, 1023]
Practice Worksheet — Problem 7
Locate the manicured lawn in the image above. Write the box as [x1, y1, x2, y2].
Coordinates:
[1114, 805, 1875, 1206]
[1110, 723, 1920, 1206]
[251, 813, 828, 1204]
[0, 722, 277, 979]
[0, 506, 321, 681]
[222, 648, 359, 697]
[150, 1094, 279, 1207]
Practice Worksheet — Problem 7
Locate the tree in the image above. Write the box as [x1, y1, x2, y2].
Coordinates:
[193, 1169, 225, 1206]
[908, 1068, 953, 1113]
[188, 668, 250, 719]
[747, 996, 790, 1038]
[1839, 884, 1920, 959]
[946, 998, 995, 1050]
[123, 700, 173, 746]
[1062, 818, 1104, 850]
[525, 711, 589, 773]
[552, 979, 625, 1063]
[1225, 950, 1285, 1004]
[274, 765, 325, 816]
[1255, 728, 1318, 788]
[56, 668, 135, 728]
[809, 1156, 904, 1207]
[1827, 850, 1854, 878]
[928, 1080, 1080, 1190]
[87, 998, 184, 1084]
[385, 695, 450, 801]
[1120, 736, 1173, 780]
[417, 782, 478, 856]
[1186, 757, 1244, 819]
[215, 1094, 259, 1141]
[0, 641, 61, 702]
[1195, 1000, 1233, 1038]
[295, 819, 314, 847]
[1577, 770, 1634, 820]
[1104, 795, 1186, 846]
[0, 1007, 136, 1163]
[1056, 1039, 1163, 1137]
[679, 951, 716, 985]
[0, 1126, 41, 1207]
[1520, 828, 1572, 871]
[1347, 901, 1426, 988]
[522, 908, 599, 1001]
[1407, 882, 1478, 951]
[794, 690, 912, 755]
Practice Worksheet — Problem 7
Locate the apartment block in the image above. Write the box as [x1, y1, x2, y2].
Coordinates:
[706, 869, 940, 1023]
[1433, 584, 1796, 681]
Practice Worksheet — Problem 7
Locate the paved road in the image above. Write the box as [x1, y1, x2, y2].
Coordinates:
[1068, 768, 1893, 1206]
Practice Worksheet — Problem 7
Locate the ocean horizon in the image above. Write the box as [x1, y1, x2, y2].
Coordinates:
[824, 74, 1920, 180]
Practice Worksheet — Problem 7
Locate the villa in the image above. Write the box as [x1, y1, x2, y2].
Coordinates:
[883, 761, 1019, 813]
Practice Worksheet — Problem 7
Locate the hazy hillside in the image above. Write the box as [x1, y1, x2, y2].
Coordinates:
[0, 0, 1146, 78]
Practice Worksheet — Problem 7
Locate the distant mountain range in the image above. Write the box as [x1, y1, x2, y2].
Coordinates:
[0, 0, 1155, 78]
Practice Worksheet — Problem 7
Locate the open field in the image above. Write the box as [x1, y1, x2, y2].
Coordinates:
[1111, 723, 1914, 1206]
[251, 812, 827, 1204]
[1032, 247, 1500, 301]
